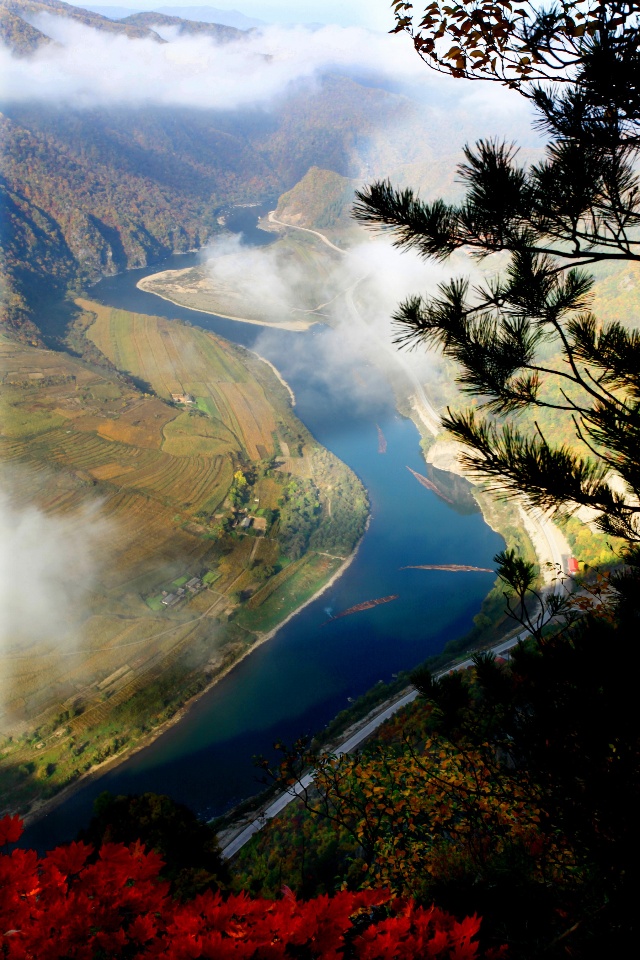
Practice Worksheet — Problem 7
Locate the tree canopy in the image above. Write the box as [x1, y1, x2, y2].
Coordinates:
[354, 1, 640, 540]
[255, 557, 640, 955]
[78, 792, 229, 901]
[0, 814, 499, 960]
[391, 1, 640, 96]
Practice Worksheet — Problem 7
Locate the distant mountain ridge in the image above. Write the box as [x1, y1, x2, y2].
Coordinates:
[81, 4, 264, 29]
[0, 0, 252, 54]
[120, 10, 246, 40]
[0, 0, 164, 41]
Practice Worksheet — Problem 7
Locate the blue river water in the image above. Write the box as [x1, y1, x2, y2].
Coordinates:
[24, 207, 503, 849]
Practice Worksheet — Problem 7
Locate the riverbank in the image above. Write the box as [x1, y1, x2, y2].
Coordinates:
[218, 604, 534, 858]
[423, 435, 570, 575]
[254, 352, 297, 407]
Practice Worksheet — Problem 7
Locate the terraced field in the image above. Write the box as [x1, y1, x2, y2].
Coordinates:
[0, 309, 368, 817]
[81, 299, 278, 461]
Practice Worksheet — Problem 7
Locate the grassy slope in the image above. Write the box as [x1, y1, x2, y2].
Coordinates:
[0, 305, 367, 816]
[274, 167, 361, 242]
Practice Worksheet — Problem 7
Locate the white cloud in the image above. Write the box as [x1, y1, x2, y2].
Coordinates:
[1, 15, 434, 109]
[223, 232, 471, 412]
[0, 13, 532, 130]
[0, 474, 109, 654]
[202, 233, 306, 319]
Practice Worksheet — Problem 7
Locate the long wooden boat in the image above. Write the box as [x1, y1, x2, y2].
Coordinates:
[406, 465, 454, 504]
[321, 594, 399, 625]
[400, 564, 494, 573]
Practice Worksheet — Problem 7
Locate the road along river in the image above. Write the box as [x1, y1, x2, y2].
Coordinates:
[24, 206, 505, 849]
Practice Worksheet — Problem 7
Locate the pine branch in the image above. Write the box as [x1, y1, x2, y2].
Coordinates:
[352, 182, 461, 261]
[568, 314, 640, 395]
[443, 409, 619, 515]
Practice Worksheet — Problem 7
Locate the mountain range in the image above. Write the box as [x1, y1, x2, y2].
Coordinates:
[0, 0, 431, 340]
[82, 4, 265, 29]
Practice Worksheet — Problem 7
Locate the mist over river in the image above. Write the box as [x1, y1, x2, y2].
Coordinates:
[25, 207, 503, 849]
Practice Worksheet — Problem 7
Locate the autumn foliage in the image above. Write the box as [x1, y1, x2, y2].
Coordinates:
[0, 815, 501, 959]
[391, 1, 624, 84]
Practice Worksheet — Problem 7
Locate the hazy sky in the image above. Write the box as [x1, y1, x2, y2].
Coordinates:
[217, 1, 394, 29]
[71, 0, 396, 30]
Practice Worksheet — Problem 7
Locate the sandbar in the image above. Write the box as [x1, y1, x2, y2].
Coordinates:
[137, 271, 316, 332]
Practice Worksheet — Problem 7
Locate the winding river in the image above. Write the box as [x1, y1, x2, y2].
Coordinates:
[25, 206, 503, 849]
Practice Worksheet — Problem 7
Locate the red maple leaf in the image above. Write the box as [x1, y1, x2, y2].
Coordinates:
[127, 914, 158, 943]
[0, 814, 23, 845]
[45, 841, 91, 877]
[0, 835, 501, 959]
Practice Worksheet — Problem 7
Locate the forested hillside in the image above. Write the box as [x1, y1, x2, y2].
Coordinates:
[274, 167, 359, 236]
[0, 4, 50, 51]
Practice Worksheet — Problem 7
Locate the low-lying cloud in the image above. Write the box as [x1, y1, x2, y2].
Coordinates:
[0, 473, 109, 655]
[2, 15, 426, 109]
[201, 233, 315, 322]
[1, 13, 532, 134]
[215, 230, 469, 415]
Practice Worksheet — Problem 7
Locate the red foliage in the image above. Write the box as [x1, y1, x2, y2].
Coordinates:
[0, 815, 498, 959]
[0, 815, 23, 847]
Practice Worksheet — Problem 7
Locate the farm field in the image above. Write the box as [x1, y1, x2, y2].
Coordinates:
[136, 234, 343, 329]
[235, 553, 343, 634]
[0, 307, 367, 817]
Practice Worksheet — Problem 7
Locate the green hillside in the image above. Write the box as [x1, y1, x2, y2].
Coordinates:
[275, 167, 360, 235]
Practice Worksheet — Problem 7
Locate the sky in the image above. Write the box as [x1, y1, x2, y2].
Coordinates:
[68, 1, 396, 30]
[243, 1, 394, 29]
[183, 1, 394, 29]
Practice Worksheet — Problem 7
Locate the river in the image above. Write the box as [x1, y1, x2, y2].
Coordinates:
[24, 205, 503, 849]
